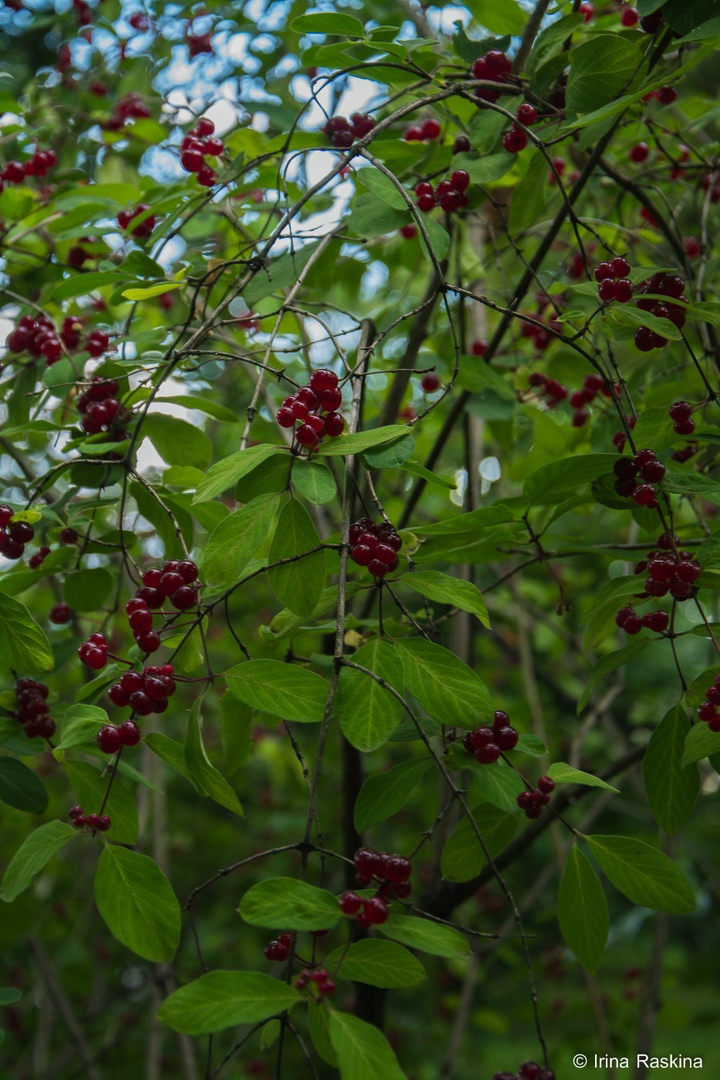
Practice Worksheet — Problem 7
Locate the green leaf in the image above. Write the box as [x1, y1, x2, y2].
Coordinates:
[50, 271, 125, 300]
[682, 722, 720, 767]
[268, 498, 325, 617]
[441, 803, 518, 882]
[292, 11, 364, 35]
[470, 761, 525, 813]
[585, 835, 695, 913]
[508, 148, 548, 234]
[316, 425, 411, 457]
[245, 243, 321, 305]
[95, 845, 181, 962]
[337, 639, 406, 752]
[400, 571, 490, 626]
[66, 761, 139, 845]
[354, 758, 432, 833]
[0, 989, 21, 1005]
[381, 915, 470, 958]
[547, 762, 620, 794]
[142, 414, 212, 469]
[418, 216, 451, 263]
[609, 303, 683, 341]
[55, 704, 108, 751]
[567, 35, 645, 113]
[643, 706, 698, 835]
[395, 639, 491, 728]
[193, 444, 287, 503]
[239, 877, 341, 930]
[144, 732, 195, 786]
[452, 151, 514, 184]
[0, 821, 77, 902]
[524, 455, 617, 504]
[0, 186, 34, 220]
[361, 433, 416, 470]
[357, 169, 408, 210]
[185, 697, 243, 816]
[325, 939, 425, 988]
[308, 1002, 339, 1067]
[464, 0, 527, 34]
[329, 1011, 408, 1080]
[157, 971, 302, 1035]
[0, 757, 48, 814]
[557, 846, 608, 971]
[527, 14, 583, 80]
[577, 640, 649, 713]
[514, 734, 547, 757]
[0, 594, 54, 674]
[346, 194, 409, 240]
[225, 660, 329, 722]
[203, 493, 280, 589]
[122, 283, 183, 301]
[63, 568, 114, 612]
[291, 459, 336, 505]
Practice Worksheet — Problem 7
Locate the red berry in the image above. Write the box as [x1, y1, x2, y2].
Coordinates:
[118, 720, 141, 746]
[453, 135, 471, 153]
[450, 169, 470, 192]
[417, 193, 435, 212]
[593, 262, 615, 282]
[579, 1, 594, 20]
[368, 558, 389, 578]
[610, 256, 631, 277]
[50, 603, 72, 624]
[494, 726, 519, 751]
[339, 891, 363, 914]
[614, 279, 634, 303]
[136, 631, 160, 653]
[621, 6, 639, 26]
[171, 586, 197, 610]
[276, 406, 295, 428]
[668, 401, 692, 422]
[515, 103, 537, 126]
[630, 143, 650, 163]
[97, 815, 112, 832]
[309, 370, 339, 394]
[598, 279, 617, 302]
[421, 118, 441, 140]
[384, 856, 411, 883]
[362, 897, 389, 924]
[537, 776, 555, 794]
[474, 743, 500, 764]
[97, 725, 122, 753]
[502, 127, 527, 154]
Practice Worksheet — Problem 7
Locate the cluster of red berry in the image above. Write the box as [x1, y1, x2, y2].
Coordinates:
[179, 117, 224, 187]
[117, 203, 155, 239]
[471, 50, 512, 104]
[104, 92, 151, 131]
[0, 148, 56, 189]
[695, 675, 720, 733]
[348, 518, 402, 578]
[294, 966, 336, 996]
[276, 369, 345, 449]
[594, 256, 634, 304]
[634, 271, 687, 351]
[264, 931, 292, 963]
[13, 677, 55, 740]
[107, 664, 177, 716]
[634, 544, 702, 600]
[322, 112, 375, 148]
[414, 169, 470, 214]
[462, 710, 519, 764]
[516, 776, 555, 820]
[68, 804, 112, 832]
[187, 30, 214, 58]
[615, 606, 669, 635]
[96, 719, 141, 754]
[700, 171, 720, 203]
[77, 377, 128, 437]
[403, 117, 441, 142]
[0, 504, 35, 562]
[613, 447, 665, 507]
[493, 1061, 555, 1080]
[119, 559, 200, 656]
[520, 316, 557, 353]
[528, 371, 608, 428]
[502, 103, 537, 154]
[339, 847, 412, 928]
[6, 315, 109, 365]
[667, 400, 696, 436]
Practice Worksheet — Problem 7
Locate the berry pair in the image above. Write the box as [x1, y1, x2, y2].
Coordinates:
[696, 675, 720, 732]
[0, 507, 35, 562]
[502, 103, 537, 154]
[594, 256, 634, 304]
[463, 710, 519, 765]
[493, 1063, 555, 1080]
[668, 400, 695, 437]
[179, 117, 224, 187]
[348, 518, 402, 578]
[264, 931, 292, 962]
[97, 720, 141, 754]
[104, 92, 151, 132]
[323, 112, 375, 148]
[29, 545, 51, 570]
[276, 369, 345, 449]
[634, 271, 687, 351]
[294, 967, 336, 995]
[414, 170, 470, 214]
[107, 664, 176, 715]
[516, 776, 555, 819]
[117, 204, 155, 239]
[68, 805, 112, 831]
[13, 677, 55, 740]
[404, 117, 440, 142]
[613, 447, 665, 507]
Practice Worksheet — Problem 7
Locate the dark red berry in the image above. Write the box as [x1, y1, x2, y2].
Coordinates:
[97, 725, 122, 753]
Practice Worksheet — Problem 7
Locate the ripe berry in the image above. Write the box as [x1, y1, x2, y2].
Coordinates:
[593, 262, 615, 282]
[630, 143, 649, 163]
[118, 720, 141, 746]
[668, 401, 692, 422]
[362, 897, 389, 925]
[97, 725, 122, 754]
[494, 726, 519, 751]
[598, 279, 617, 302]
[537, 776, 555, 794]
[97, 815, 112, 832]
[384, 856, 411, 883]
[368, 558, 389, 577]
[621, 6, 639, 26]
[50, 603, 72, 624]
[450, 169, 470, 192]
[453, 135, 471, 153]
[641, 460, 665, 483]
[421, 118, 441, 140]
[502, 127, 528, 154]
[339, 891, 363, 914]
[642, 610, 669, 632]
[136, 631, 160, 653]
[475, 743, 500, 764]
[610, 256, 631, 277]
[515, 103, 537, 126]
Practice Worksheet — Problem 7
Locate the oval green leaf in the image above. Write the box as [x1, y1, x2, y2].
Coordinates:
[239, 876, 340, 931]
[95, 845, 181, 962]
[585, 834, 695, 913]
[558, 845, 609, 972]
[225, 660, 328, 723]
[158, 970, 302, 1035]
[326, 939, 426, 988]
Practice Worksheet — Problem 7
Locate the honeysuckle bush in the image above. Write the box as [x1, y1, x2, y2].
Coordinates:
[1, 0, 720, 1077]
